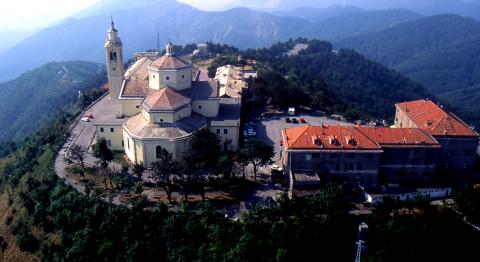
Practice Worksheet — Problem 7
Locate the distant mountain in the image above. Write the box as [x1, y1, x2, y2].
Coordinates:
[229, 0, 480, 20]
[0, 61, 105, 141]
[272, 5, 363, 22]
[0, 30, 34, 54]
[336, 14, 480, 121]
[297, 9, 423, 41]
[0, 0, 422, 83]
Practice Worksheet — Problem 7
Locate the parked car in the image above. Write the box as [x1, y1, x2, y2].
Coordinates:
[81, 117, 90, 122]
[285, 117, 291, 123]
[300, 117, 307, 123]
[279, 139, 284, 146]
[292, 118, 298, 124]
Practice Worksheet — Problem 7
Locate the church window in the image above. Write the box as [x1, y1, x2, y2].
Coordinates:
[152, 74, 155, 79]
[110, 128, 114, 133]
[112, 67, 116, 71]
[224, 129, 228, 134]
[109, 51, 117, 62]
[198, 105, 202, 109]
[216, 129, 220, 134]
[100, 127, 104, 132]
[127, 139, 130, 150]
[182, 75, 185, 79]
[166, 76, 170, 80]
[156, 146, 163, 159]
[122, 140, 124, 147]
[160, 119, 164, 123]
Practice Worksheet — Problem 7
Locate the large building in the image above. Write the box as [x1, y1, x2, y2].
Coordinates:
[281, 125, 383, 187]
[395, 99, 479, 172]
[96, 21, 241, 167]
[282, 99, 479, 192]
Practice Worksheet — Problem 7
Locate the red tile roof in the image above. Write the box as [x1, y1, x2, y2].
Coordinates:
[283, 125, 381, 151]
[122, 78, 149, 97]
[143, 87, 190, 111]
[150, 54, 190, 70]
[396, 99, 478, 137]
[357, 127, 440, 147]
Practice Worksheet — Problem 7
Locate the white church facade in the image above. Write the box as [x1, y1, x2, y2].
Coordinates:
[96, 20, 241, 167]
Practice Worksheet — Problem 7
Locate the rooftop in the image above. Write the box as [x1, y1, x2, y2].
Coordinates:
[121, 57, 154, 97]
[124, 113, 206, 140]
[88, 95, 125, 125]
[210, 98, 241, 127]
[150, 54, 190, 70]
[358, 127, 440, 147]
[143, 87, 191, 111]
[283, 125, 382, 151]
[183, 80, 219, 99]
[396, 99, 478, 137]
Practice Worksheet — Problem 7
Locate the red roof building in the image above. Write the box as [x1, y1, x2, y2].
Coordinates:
[282, 125, 382, 151]
[395, 99, 478, 137]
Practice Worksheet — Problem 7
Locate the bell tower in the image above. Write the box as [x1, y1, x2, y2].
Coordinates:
[105, 17, 124, 99]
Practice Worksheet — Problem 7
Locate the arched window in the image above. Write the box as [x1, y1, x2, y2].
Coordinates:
[156, 146, 163, 159]
[110, 51, 117, 62]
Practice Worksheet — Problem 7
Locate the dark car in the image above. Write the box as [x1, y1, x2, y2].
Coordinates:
[292, 118, 298, 124]
[285, 117, 291, 123]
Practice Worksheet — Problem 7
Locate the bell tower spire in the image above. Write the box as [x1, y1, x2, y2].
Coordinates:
[105, 17, 124, 99]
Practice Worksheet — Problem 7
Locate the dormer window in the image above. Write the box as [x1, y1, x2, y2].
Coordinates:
[311, 136, 322, 146]
[345, 136, 357, 146]
[329, 136, 339, 146]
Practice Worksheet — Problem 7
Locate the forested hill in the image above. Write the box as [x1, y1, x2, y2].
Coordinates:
[0, 61, 106, 142]
[336, 14, 480, 120]
[241, 39, 430, 120]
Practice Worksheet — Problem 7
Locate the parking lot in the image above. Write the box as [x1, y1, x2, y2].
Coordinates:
[248, 113, 353, 162]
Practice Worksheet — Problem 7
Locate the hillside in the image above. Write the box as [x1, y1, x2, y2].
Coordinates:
[297, 9, 423, 41]
[0, 0, 422, 83]
[0, 61, 105, 141]
[242, 39, 431, 120]
[336, 14, 480, 119]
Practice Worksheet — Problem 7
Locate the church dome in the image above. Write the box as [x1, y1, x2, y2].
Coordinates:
[150, 55, 190, 70]
[143, 86, 190, 111]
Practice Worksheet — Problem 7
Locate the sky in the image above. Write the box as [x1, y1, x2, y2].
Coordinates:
[0, 0, 99, 31]
[0, 0, 240, 31]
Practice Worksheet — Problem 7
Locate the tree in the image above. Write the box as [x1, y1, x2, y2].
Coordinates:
[69, 145, 87, 177]
[93, 138, 113, 166]
[152, 147, 180, 203]
[245, 139, 274, 181]
[215, 153, 234, 180]
[184, 128, 221, 173]
[236, 149, 250, 179]
[93, 138, 114, 189]
[131, 162, 145, 179]
[112, 172, 134, 191]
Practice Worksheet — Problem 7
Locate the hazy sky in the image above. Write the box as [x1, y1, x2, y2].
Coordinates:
[0, 0, 239, 31]
[0, 0, 99, 31]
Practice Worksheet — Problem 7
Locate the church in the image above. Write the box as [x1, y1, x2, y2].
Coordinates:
[95, 20, 241, 167]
